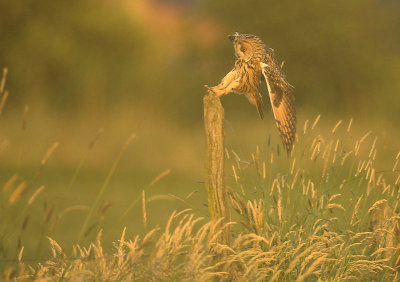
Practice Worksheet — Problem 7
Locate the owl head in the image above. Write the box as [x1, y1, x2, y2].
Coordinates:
[228, 32, 267, 62]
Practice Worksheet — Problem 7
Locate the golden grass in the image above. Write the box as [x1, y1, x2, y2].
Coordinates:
[1, 115, 398, 281]
[4, 207, 396, 280]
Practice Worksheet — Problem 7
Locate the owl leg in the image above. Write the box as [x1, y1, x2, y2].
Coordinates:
[210, 80, 240, 96]
[205, 70, 239, 96]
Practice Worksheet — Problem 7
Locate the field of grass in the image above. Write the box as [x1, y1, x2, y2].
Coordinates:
[1, 68, 400, 280]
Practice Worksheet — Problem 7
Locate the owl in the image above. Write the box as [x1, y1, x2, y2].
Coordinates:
[205, 32, 296, 153]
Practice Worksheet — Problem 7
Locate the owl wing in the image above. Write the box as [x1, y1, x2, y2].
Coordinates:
[260, 62, 296, 153]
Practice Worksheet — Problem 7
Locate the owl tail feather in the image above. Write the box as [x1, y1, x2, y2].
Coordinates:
[246, 92, 264, 119]
[255, 93, 264, 120]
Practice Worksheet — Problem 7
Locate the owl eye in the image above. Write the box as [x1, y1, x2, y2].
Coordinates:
[241, 47, 246, 53]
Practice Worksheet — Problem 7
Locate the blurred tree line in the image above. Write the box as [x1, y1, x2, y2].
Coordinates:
[1, 0, 399, 124]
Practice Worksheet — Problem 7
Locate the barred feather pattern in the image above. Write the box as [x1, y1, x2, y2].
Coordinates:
[261, 60, 296, 153]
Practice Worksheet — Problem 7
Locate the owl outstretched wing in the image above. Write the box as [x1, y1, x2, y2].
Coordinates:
[261, 62, 296, 153]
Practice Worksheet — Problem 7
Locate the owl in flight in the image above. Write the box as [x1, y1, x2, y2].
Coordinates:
[206, 32, 296, 153]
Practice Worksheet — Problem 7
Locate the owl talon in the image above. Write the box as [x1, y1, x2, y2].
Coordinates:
[204, 85, 217, 94]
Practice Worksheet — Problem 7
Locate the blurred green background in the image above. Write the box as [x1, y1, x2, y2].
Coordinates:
[1, 0, 400, 260]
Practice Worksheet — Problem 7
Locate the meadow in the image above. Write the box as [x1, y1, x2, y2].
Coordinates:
[1, 1, 400, 280]
[1, 67, 400, 280]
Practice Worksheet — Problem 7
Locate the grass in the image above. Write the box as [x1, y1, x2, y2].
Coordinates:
[1, 68, 400, 280]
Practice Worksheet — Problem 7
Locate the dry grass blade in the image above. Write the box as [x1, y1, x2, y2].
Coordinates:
[332, 120, 342, 133]
[149, 169, 171, 187]
[347, 118, 353, 132]
[79, 133, 136, 241]
[47, 237, 63, 258]
[360, 131, 372, 144]
[341, 150, 353, 166]
[57, 205, 88, 219]
[311, 114, 321, 130]
[291, 158, 296, 175]
[327, 203, 345, 211]
[142, 190, 147, 230]
[88, 128, 104, 150]
[120, 133, 136, 154]
[0, 90, 9, 115]
[351, 196, 363, 226]
[368, 200, 388, 213]
[296, 254, 327, 281]
[9, 181, 27, 204]
[232, 150, 241, 162]
[303, 119, 309, 134]
[0, 68, 8, 115]
[232, 165, 238, 182]
[0, 68, 7, 93]
[3, 173, 18, 191]
[28, 185, 45, 205]
[392, 159, 399, 172]
[41, 142, 59, 167]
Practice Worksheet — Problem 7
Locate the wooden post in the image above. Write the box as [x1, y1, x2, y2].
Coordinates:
[203, 91, 231, 245]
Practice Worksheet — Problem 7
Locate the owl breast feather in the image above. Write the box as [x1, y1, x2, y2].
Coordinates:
[234, 61, 262, 94]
